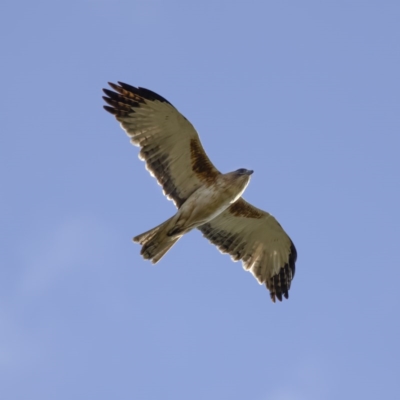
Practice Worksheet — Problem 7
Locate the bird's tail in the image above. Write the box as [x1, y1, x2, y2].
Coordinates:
[133, 216, 181, 264]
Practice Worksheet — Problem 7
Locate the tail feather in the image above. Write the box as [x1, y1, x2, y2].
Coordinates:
[143, 237, 180, 264]
[133, 224, 162, 245]
[133, 216, 181, 263]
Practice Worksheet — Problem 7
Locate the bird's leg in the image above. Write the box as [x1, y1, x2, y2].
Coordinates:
[166, 206, 196, 237]
[167, 225, 184, 236]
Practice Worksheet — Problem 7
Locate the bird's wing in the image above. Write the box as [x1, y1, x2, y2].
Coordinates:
[103, 82, 220, 208]
[198, 198, 297, 302]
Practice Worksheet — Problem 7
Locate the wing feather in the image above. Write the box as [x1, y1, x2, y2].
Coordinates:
[103, 82, 220, 207]
[198, 198, 297, 302]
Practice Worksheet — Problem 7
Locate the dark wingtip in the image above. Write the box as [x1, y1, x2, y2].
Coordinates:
[115, 81, 173, 106]
[102, 88, 113, 97]
[109, 82, 122, 92]
[103, 105, 117, 114]
[267, 259, 294, 303]
[117, 81, 137, 92]
[102, 96, 117, 108]
[289, 241, 297, 279]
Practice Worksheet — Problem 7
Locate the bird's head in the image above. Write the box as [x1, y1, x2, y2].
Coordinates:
[234, 168, 253, 189]
[235, 168, 254, 176]
[222, 168, 254, 202]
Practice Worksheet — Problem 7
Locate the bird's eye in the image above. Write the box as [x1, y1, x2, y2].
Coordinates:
[237, 168, 246, 174]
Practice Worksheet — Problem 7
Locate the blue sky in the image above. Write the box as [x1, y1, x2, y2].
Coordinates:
[1, 1, 399, 399]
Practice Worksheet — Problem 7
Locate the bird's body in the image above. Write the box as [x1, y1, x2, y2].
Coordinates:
[134, 169, 253, 263]
[167, 170, 252, 235]
[103, 82, 297, 302]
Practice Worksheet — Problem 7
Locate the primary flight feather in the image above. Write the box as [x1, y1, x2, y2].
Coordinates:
[103, 82, 297, 302]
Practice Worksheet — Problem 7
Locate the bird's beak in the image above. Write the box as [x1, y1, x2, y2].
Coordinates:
[247, 170, 254, 176]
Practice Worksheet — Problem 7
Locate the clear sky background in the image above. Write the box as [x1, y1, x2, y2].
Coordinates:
[1, 1, 399, 399]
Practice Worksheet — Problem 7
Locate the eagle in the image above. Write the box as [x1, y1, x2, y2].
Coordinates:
[103, 82, 297, 302]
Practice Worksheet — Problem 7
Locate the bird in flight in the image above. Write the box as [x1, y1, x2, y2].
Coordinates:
[103, 82, 297, 302]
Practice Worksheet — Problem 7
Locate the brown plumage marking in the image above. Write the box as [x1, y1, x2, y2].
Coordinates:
[103, 82, 173, 118]
[107, 82, 146, 104]
[190, 139, 219, 183]
[103, 89, 141, 109]
[228, 199, 263, 219]
[117, 82, 173, 105]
